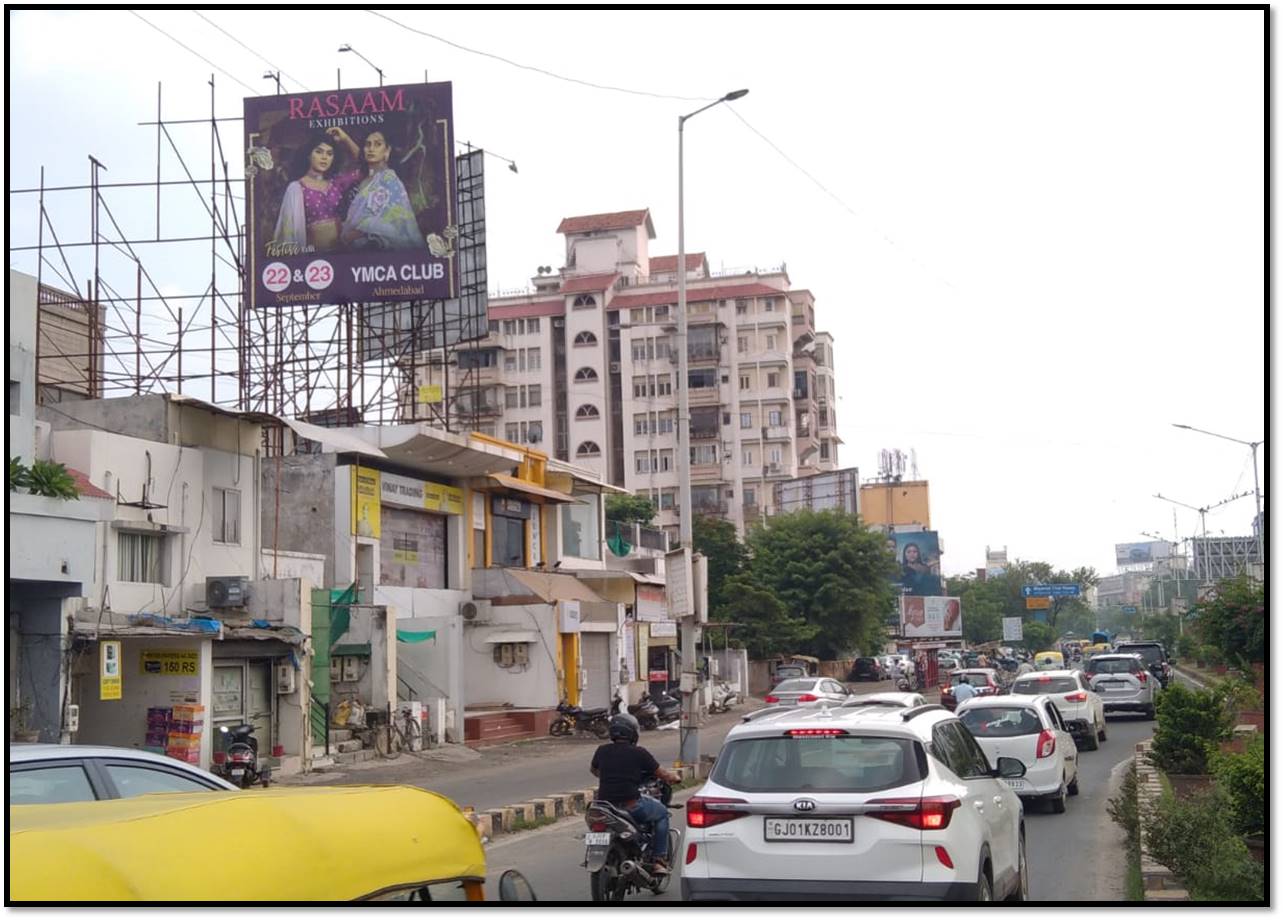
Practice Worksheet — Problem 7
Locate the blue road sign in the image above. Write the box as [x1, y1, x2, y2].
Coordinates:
[1121, 605, 1138, 614]
[1022, 584, 1081, 598]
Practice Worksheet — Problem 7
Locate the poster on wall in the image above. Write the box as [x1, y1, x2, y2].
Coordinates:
[353, 467, 381, 537]
[890, 531, 943, 596]
[636, 585, 667, 623]
[621, 621, 635, 682]
[244, 82, 458, 308]
[900, 596, 963, 638]
[140, 649, 200, 676]
[100, 640, 122, 701]
[1002, 617, 1024, 642]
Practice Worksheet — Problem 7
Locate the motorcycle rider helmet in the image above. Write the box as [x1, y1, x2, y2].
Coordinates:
[608, 712, 640, 744]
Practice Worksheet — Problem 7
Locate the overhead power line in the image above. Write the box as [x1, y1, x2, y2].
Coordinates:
[367, 9, 714, 103]
[191, 11, 311, 93]
[129, 10, 260, 96]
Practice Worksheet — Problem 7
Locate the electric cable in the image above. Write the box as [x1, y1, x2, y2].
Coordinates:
[191, 11, 310, 93]
[128, 11, 260, 96]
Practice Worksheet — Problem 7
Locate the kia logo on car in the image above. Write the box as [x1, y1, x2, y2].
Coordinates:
[793, 798, 817, 812]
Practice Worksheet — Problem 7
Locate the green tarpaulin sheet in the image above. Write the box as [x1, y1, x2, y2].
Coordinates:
[396, 629, 438, 644]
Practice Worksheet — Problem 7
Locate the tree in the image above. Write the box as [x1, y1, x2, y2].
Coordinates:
[743, 510, 897, 658]
[720, 574, 818, 658]
[604, 493, 656, 525]
[1194, 574, 1265, 666]
[693, 514, 748, 621]
[1020, 620, 1054, 653]
[945, 574, 1005, 645]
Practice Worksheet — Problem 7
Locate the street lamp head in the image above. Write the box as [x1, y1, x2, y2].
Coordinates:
[722, 89, 750, 101]
[1172, 423, 1191, 430]
[508, 162, 519, 174]
[338, 44, 352, 53]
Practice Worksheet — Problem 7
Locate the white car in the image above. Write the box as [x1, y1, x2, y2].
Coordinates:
[683, 703, 1029, 901]
[1009, 670, 1107, 751]
[9, 744, 235, 805]
[841, 691, 928, 709]
[955, 696, 1080, 814]
[763, 677, 852, 707]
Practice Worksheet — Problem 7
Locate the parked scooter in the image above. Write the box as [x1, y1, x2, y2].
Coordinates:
[584, 777, 681, 901]
[708, 680, 739, 714]
[611, 690, 660, 730]
[649, 690, 682, 724]
[550, 700, 611, 739]
[214, 723, 271, 788]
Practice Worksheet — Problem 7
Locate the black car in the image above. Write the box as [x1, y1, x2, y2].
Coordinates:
[1113, 641, 1171, 688]
[847, 657, 885, 681]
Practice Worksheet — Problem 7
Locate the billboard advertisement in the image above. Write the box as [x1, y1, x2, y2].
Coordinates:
[890, 530, 943, 596]
[900, 596, 962, 639]
[1114, 541, 1172, 567]
[245, 82, 457, 308]
[985, 546, 1007, 577]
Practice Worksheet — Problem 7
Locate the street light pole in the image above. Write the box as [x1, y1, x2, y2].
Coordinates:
[1172, 424, 1265, 566]
[676, 88, 747, 770]
[338, 44, 384, 86]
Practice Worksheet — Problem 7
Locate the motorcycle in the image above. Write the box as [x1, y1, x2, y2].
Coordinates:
[214, 723, 271, 788]
[709, 680, 739, 714]
[584, 778, 682, 901]
[549, 700, 611, 739]
[649, 690, 682, 724]
[895, 675, 912, 692]
[611, 690, 660, 731]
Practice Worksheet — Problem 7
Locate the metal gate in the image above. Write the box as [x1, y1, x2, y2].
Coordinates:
[581, 634, 611, 710]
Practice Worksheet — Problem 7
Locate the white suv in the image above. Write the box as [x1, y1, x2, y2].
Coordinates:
[681, 703, 1028, 901]
[955, 695, 1080, 814]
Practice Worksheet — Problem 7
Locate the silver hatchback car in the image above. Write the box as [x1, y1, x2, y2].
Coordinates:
[1082, 654, 1156, 719]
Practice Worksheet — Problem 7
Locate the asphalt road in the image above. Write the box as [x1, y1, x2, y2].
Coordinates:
[481, 675, 1180, 903]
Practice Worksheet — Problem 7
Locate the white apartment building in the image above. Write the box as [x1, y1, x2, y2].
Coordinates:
[430, 208, 840, 539]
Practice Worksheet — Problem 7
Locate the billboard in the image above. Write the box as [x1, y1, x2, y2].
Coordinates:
[890, 530, 943, 596]
[1002, 617, 1024, 642]
[900, 596, 962, 639]
[773, 467, 859, 515]
[985, 546, 1007, 577]
[245, 83, 457, 308]
[1114, 541, 1173, 567]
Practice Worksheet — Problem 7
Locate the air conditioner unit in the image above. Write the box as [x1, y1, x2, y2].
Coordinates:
[768, 463, 782, 474]
[206, 576, 248, 608]
[460, 599, 490, 621]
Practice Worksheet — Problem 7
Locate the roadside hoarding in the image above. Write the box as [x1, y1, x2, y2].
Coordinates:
[1114, 541, 1173, 567]
[245, 82, 457, 308]
[1002, 617, 1024, 642]
[772, 467, 859, 515]
[1025, 596, 1052, 610]
[900, 596, 962, 638]
[890, 530, 943, 596]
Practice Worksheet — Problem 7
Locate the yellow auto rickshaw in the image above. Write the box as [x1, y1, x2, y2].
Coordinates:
[8, 785, 536, 903]
[1033, 650, 1065, 671]
[1084, 642, 1111, 659]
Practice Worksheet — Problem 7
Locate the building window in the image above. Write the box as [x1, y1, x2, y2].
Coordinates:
[742, 449, 754, 466]
[528, 421, 543, 444]
[658, 449, 674, 472]
[506, 387, 520, 409]
[562, 493, 602, 560]
[572, 294, 598, 309]
[528, 347, 542, 370]
[574, 367, 599, 382]
[488, 319, 500, 335]
[576, 441, 602, 457]
[573, 331, 597, 346]
[766, 334, 777, 351]
[740, 412, 752, 429]
[503, 320, 517, 335]
[657, 411, 674, 433]
[635, 451, 652, 474]
[737, 335, 749, 354]
[504, 353, 517, 372]
[505, 422, 520, 442]
[655, 337, 671, 360]
[770, 447, 783, 465]
[735, 299, 748, 315]
[656, 375, 672, 396]
[690, 444, 718, 465]
[527, 317, 540, 334]
[765, 298, 777, 312]
[820, 440, 831, 460]
[744, 487, 757, 507]
[767, 372, 780, 389]
[527, 385, 541, 407]
[576, 404, 600, 420]
[118, 531, 164, 584]
[739, 374, 750, 391]
[658, 489, 675, 510]
[688, 368, 717, 389]
[768, 409, 784, 427]
[213, 487, 241, 545]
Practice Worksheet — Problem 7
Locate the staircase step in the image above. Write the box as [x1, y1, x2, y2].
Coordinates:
[335, 739, 363, 754]
[328, 729, 354, 744]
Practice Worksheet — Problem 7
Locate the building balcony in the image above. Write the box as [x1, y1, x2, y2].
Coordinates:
[690, 425, 720, 440]
[688, 386, 722, 406]
[692, 501, 730, 517]
[763, 425, 791, 441]
[691, 463, 724, 484]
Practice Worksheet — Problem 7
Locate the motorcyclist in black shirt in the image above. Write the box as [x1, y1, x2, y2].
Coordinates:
[591, 712, 680, 873]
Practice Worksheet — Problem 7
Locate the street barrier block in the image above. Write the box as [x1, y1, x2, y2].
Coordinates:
[488, 807, 515, 833]
[511, 802, 536, 823]
[549, 793, 574, 816]
[469, 812, 493, 839]
[530, 797, 556, 820]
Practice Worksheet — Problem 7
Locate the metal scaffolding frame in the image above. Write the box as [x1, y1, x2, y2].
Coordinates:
[11, 78, 489, 450]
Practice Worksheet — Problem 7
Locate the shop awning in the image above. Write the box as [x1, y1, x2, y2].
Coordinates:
[483, 631, 540, 644]
[478, 474, 575, 504]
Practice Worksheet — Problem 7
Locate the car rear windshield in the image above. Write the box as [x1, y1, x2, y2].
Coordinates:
[1089, 658, 1139, 675]
[1116, 645, 1164, 665]
[1011, 677, 1078, 694]
[956, 671, 991, 684]
[958, 706, 1044, 737]
[772, 679, 816, 692]
[775, 668, 805, 680]
[712, 735, 922, 793]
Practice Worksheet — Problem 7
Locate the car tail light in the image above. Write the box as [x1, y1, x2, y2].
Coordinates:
[1137, 671, 1148, 684]
[787, 728, 848, 737]
[765, 695, 780, 704]
[1064, 692, 1087, 702]
[212, 752, 226, 765]
[941, 686, 953, 695]
[867, 796, 961, 831]
[796, 693, 819, 703]
[686, 796, 749, 829]
[935, 846, 954, 869]
[685, 843, 698, 865]
[1036, 729, 1056, 759]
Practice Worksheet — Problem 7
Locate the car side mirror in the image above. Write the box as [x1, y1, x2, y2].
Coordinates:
[996, 756, 1026, 779]
[498, 870, 537, 902]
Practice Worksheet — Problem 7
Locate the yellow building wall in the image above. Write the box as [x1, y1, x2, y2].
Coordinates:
[860, 481, 931, 529]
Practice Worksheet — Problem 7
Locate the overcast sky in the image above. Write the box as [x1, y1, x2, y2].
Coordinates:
[8, 9, 1267, 578]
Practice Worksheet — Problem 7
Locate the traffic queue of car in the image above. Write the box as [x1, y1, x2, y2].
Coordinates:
[684, 642, 1166, 900]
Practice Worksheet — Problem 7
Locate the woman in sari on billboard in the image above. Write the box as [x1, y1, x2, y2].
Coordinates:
[340, 129, 425, 251]
[900, 541, 943, 596]
[271, 128, 363, 253]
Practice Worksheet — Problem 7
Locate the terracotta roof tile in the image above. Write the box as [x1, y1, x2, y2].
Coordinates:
[561, 273, 620, 294]
[648, 253, 707, 274]
[67, 467, 113, 500]
[488, 300, 565, 320]
[556, 209, 652, 235]
[610, 282, 786, 310]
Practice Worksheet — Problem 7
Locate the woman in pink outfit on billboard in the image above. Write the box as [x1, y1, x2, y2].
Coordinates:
[271, 127, 363, 253]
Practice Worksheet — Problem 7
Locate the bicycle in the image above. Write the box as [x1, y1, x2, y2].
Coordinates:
[374, 707, 423, 758]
